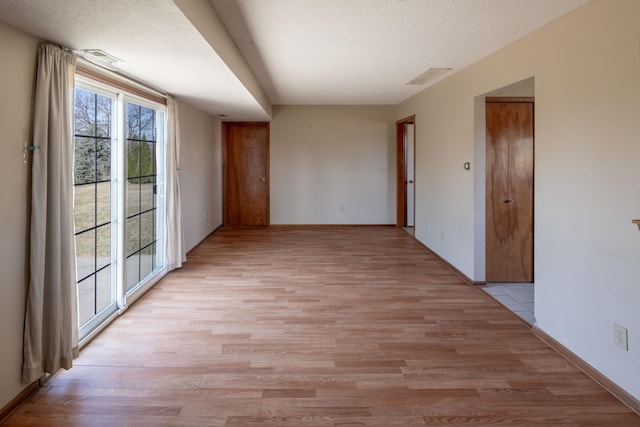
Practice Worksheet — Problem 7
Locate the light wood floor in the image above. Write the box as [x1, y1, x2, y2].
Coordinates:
[6, 226, 640, 426]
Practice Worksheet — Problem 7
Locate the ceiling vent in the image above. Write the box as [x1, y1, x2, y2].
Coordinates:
[406, 68, 452, 85]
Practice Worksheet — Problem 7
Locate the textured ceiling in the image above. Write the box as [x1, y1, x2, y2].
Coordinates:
[0, 0, 589, 119]
[0, 0, 270, 120]
[211, 0, 589, 105]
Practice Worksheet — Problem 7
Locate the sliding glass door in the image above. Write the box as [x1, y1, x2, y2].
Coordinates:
[125, 102, 165, 292]
[73, 78, 166, 340]
[73, 87, 117, 335]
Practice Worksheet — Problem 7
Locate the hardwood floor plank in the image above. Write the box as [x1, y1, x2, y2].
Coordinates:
[4, 226, 639, 426]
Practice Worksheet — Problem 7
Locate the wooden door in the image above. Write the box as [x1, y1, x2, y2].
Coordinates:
[486, 100, 533, 282]
[224, 122, 269, 226]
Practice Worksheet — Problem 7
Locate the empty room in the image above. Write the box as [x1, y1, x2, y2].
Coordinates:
[0, 0, 639, 425]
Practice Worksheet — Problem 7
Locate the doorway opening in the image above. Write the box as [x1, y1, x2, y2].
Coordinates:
[474, 77, 536, 324]
[396, 115, 415, 235]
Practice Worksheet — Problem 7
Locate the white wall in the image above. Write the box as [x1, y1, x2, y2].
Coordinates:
[0, 21, 37, 409]
[270, 105, 396, 224]
[397, 0, 640, 399]
[178, 100, 222, 251]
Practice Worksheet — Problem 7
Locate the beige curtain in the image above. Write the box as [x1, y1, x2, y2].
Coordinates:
[165, 96, 186, 271]
[22, 43, 78, 384]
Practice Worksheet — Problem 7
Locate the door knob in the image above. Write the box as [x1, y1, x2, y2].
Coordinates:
[504, 199, 515, 204]
[406, 180, 414, 184]
[261, 178, 266, 182]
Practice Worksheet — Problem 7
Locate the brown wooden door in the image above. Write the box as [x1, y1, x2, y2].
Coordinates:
[224, 122, 269, 226]
[486, 100, 533, 282]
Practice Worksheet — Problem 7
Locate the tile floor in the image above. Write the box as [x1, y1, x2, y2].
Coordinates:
[482, 282, 535, 325]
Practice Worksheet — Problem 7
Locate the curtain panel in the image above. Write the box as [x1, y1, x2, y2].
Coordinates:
[22, 43, 78, 384]
[165, 96, 186, 271]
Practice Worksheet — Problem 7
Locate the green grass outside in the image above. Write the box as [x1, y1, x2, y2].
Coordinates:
[74, 181, 156, 257]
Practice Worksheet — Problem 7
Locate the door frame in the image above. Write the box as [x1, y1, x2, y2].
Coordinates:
[222, 121, 270, 226]
[396, 115, 415, 228]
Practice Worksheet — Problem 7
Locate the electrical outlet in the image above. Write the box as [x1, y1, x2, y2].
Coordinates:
[614, 323, 628, 351]
[440, 230, 445, 240]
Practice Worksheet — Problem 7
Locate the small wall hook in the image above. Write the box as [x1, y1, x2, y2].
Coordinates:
[23, 140, 40, 165]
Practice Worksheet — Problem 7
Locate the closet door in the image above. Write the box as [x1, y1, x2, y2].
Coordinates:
[486, 100, 534, 282]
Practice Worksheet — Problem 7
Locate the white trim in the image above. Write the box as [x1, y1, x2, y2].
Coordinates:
[123, 93, 167, 113]
[116, 93, 127, 309]
[124, 267, 168, 307]
[78, 309, 119, 349]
